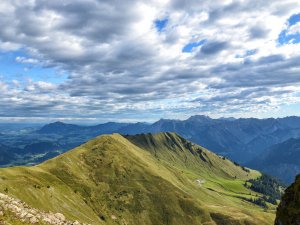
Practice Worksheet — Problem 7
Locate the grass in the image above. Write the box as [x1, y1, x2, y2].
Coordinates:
[0, 132, 276, 224]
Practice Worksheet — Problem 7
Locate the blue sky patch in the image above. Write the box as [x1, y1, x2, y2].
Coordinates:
[0, 50, 66, 84]
[278, 13, 300, 45]
[278, 30, 300, 45]
[182, 39, 206, 53]
[154, 18, 168, 32]
[288, 13, 300, 26]
[236, 49, 257, 58]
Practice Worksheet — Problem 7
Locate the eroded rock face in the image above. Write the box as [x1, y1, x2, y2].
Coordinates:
[275, 175, 300, 225]
[0, 193, 90, 225]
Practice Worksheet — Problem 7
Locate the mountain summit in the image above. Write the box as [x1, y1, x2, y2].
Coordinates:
[0, 132, 278, 224]
[38, 121, 84, 134]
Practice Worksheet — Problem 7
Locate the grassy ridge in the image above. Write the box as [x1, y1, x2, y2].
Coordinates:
[0, 133, 276, 224]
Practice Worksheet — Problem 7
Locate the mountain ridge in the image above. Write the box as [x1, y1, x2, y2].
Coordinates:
[249, 137, 300, 183]
[0, 132, 277, 225]
[2, 115, 300, 184]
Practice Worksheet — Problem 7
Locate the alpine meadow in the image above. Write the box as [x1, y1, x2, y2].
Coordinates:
[0, 0, 300, 225]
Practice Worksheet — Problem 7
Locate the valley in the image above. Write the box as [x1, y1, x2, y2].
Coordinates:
[0, 133, 280, 225]
[1, 0, 300, 224]
[1, 115, 300, 184]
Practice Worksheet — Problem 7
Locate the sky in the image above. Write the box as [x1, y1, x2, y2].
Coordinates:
[1, 0, 300, 123]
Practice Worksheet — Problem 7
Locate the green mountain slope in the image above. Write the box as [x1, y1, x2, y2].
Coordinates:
[275, 174, 300, 225]
[0, 133, 276, 225]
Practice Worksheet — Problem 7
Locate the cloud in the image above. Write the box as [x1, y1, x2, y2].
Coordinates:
[286, 23, 300, 35]
[15, 56, 39, 64]
[200, 41, 229, 55]
[249, 26, 270, 39]
[0, 0, 300, 121]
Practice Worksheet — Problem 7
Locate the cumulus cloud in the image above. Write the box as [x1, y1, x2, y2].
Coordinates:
[249, 26, 270, 39]
[199, 41, 229, 55]
[287, 23, 300, 35]
[15, 56, 39, 64]
[0, 0, 300, 121]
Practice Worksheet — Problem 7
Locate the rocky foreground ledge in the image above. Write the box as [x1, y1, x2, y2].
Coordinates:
[0, 193, 90, 225]
[275, 174, 300, 225]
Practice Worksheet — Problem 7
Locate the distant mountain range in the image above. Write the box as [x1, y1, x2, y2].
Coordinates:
[249, 137, 300, 184]
[1, 115, 300, 183]
[35, 116, 300, 162]
[0, 133, 280, 225]
[37, 121, 130, 136]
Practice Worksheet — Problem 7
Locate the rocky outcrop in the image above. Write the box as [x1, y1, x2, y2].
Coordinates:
[275, 174, 300, 225]
[0, 193, 90, 225]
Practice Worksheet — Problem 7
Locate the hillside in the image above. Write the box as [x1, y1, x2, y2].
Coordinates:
[250, 138, 300, 184]
[0, 132, 278, 225]
[275, 174, 300, 225]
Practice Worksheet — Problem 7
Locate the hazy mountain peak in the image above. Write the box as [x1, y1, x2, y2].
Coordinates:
[38, 121, 82, 134]
[43, 121, 69, 127]
[155, 118, 179, 124]
[186, 115, 212, 121]
[218, 117, 236, 121]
